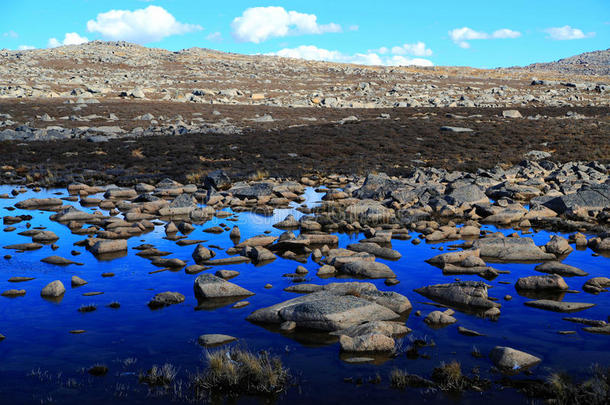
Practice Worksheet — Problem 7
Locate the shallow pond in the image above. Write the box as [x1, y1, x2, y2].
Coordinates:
[0, 185, 608, 404]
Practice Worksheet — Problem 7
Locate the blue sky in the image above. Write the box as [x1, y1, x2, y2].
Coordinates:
[1, 0, 608, 68]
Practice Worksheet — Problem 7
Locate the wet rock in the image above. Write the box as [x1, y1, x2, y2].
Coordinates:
[582, 277, 610, 294]
[473, 237, 555, 262]
[236, 235, 278, 248]
[41, 280, 65, 297]
[524, 299, 595, 312]
[424, 310, 457, 326]
[89, 239, 127, 256]
[582, 325, 610, 334]
[534, 261, 588, 277]
[280, 321, 297, 331]
[4, 243, 42, 251]
[15, 198, 62, 209]
[242, 245, 276, 263]
[331, 321, 410, 338]
[515, 275, 569, 291]
[185, 264, 208, 275]
[347, 242, 401, 260]
[151, 258, 186, 268]
[339, 333, 395, 352]
[426, 249, 480, 265]
[247, 290, 401, 331]
[414, 281, 500, 310]
[274, 214, 300, 228]
[490, 346, 541, 373]
[457, 326, 484, 336]
[71, 276, 87, 287]
[342, 260, 396, 279]
[229, 226, 240, 241]
[41, 256, 83, 266]
[543, 235, 573, 257]
[317, 265, 336, 276]
[192, 244, 215, 263]
[31, 231, 59, 243]
[198, 334, 237, 347]
[202, 256, 251, 265]
[2, 289, 26, 297]
[8, 277, 35, 282]
[215, 269, 239, 279]
[193, 274, 254, 299]
[148, 292, 185, 309]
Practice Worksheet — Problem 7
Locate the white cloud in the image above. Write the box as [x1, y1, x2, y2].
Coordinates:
[3, 30, 18, 38]
[231, 6, 341, 43]
[269, 45, 433, 67]
[18, 45, 35, 51]
[348, 25, 359, 32]
[206, 32, 222, 42]
[86, 5, 202, 44]
[48, 32, 89, 48]
[449, 27, 521, 48]
[390, 41, 432, 57]
[544, 25, 594, 40]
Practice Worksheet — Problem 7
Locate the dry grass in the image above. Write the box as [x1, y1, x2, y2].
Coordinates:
[191, 347, 290, 398]
[547, 366, 609, 405]
[431, 361, 468, 392]
[391, 369, 430, 389]
[248, 169, 269, 181]
[139, 363, 178, 387]
[131, 148, 145, 159]
[185, 170, 206, 185]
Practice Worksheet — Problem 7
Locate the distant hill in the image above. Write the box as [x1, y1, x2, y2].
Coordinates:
[522, 49, 610, 76]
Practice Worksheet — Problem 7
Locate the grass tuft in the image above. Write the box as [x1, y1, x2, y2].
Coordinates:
[139, 363, 178, 387]
[78, 304, 97, 313]
[191, 347, 290, 398]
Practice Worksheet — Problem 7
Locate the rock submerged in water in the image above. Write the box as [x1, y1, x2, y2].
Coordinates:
[534, 261, 588, 277]
[147, 291, 185, 309]
[41, 256, 83, 266]
[341, 260, 396, 279]
[473, 237, 555, 262]
[247, 283, 409, 332]
[515, 274, 569, 291]
[424, 310, 457, 327]
[524, 299, 595, 312]
[193, 274, 254, 299]
[490, 346, 541, 373]
[40, 280, 65, 297]
[582, 277, 610, 294]
[198, 334, 237, 347]
[414, 281, 500, 310]
[339, 333, 395, 352]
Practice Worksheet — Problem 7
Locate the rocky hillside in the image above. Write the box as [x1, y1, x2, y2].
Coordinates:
[0, 41, 608, 109]
[523, 48, 610, 76]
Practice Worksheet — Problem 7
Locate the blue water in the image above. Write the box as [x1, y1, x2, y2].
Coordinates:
[0, 185, 608, 404]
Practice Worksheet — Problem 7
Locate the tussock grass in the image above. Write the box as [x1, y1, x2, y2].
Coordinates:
[191, 347, 290, 398]
[547, 366, 609, 405]
[131, 148, 145, 159]
[248, 169, 269, 181]
[139, 363, 178, 387]
[78, 304, 97, 313]
[432, 361, 468, 392]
